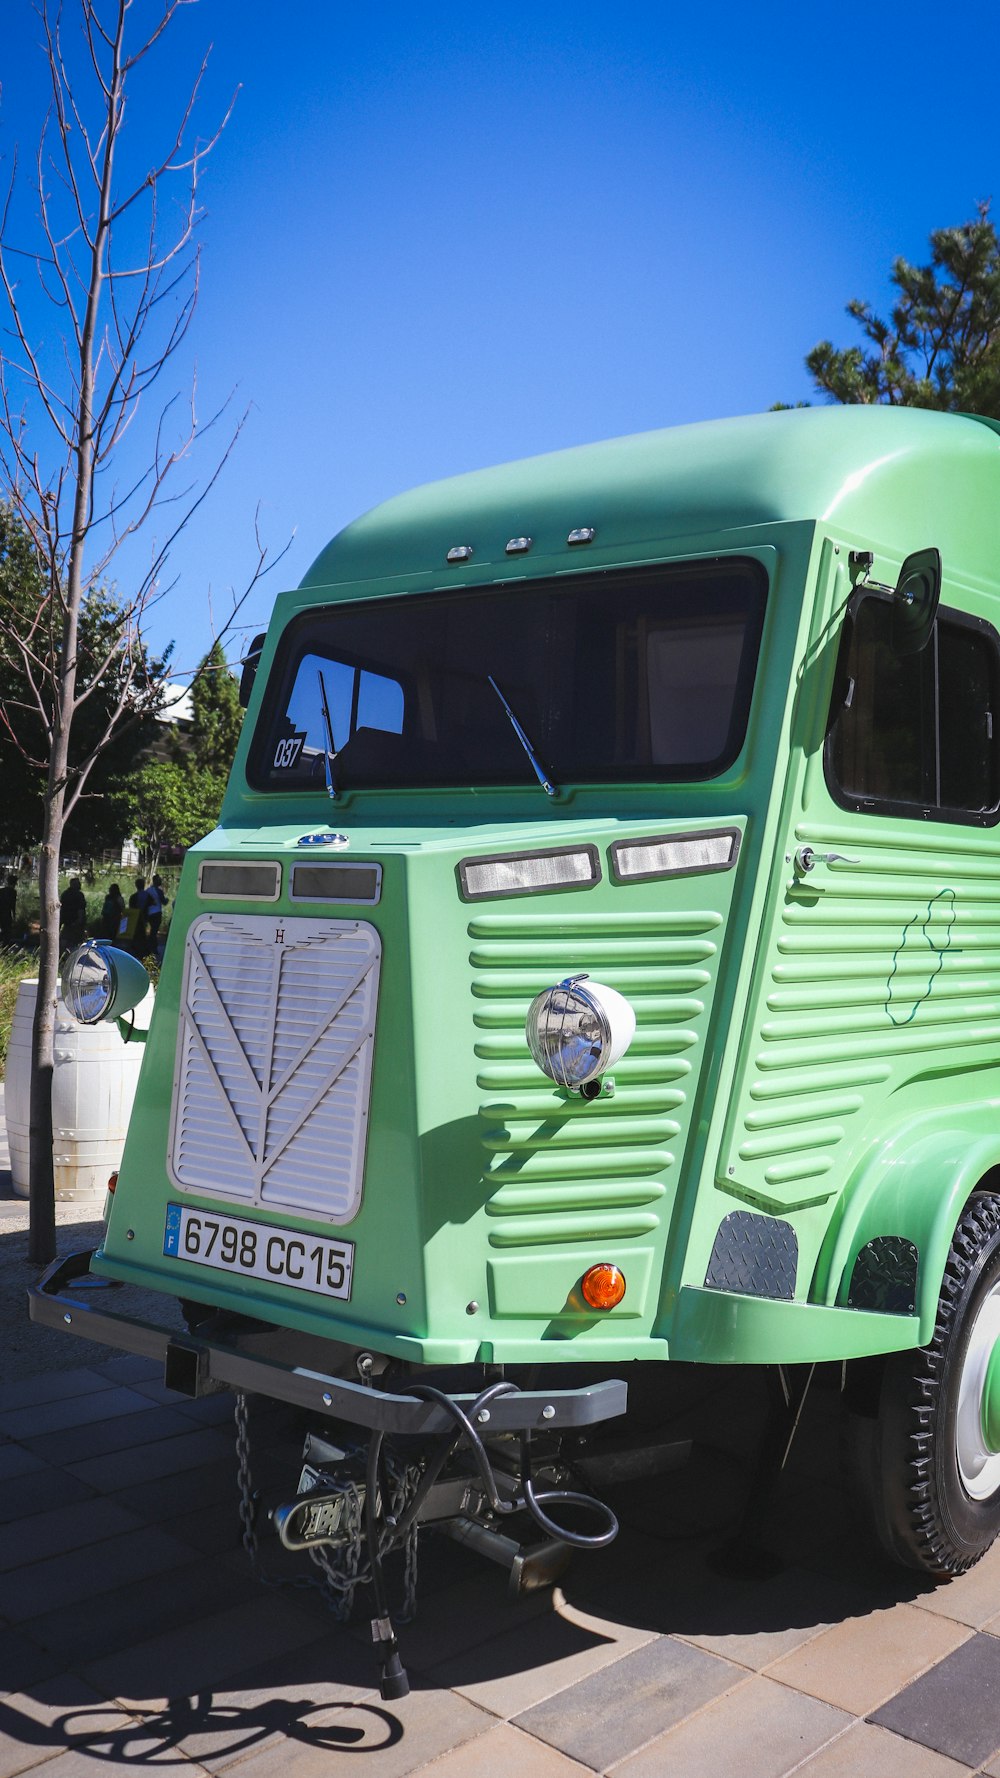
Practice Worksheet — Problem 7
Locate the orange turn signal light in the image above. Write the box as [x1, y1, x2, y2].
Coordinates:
[581, 1263, 626, 1311]
[107, 1171, 119, 1195]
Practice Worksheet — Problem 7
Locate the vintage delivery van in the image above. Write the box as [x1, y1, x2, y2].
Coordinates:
[33, 403, 1000, 1686]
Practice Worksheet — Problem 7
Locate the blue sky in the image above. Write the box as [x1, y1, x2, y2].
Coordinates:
[4, 0, 1000, 682]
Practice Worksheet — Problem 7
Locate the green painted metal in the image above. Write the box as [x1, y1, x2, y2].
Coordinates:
[94, 405, 1000, 1372]
[982, 1337, 1000, 1453]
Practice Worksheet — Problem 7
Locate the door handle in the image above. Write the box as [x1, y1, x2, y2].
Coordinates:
[793, 845, 858, 876]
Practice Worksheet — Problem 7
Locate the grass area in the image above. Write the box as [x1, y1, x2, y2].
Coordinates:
[0, 947, 40, 1080]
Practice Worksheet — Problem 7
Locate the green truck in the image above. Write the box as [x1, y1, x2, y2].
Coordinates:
[34, 403, 1000, 1689]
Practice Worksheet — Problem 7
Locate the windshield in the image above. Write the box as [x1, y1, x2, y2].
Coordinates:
[250, 559, 766, 792]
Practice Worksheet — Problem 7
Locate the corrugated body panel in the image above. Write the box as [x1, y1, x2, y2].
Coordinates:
[169, 914, 380, 1223]
[470, 909, 721, 1247]
[723, 832, 1000, 1211]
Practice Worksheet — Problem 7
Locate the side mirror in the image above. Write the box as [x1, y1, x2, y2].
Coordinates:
[239, 633, 267, 708]
[892, 548, 941, 657]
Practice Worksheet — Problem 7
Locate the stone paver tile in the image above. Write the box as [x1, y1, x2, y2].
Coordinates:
[0, 1677, 137, 1778]
[412, 1719, 594, 1776]
[160, 1499, 244, 1556]
[0, 1635, 61, 1704]
[23, 1403, 199, 1467]
[156, 1682, 375, 1772]
[0, 1497, 142, 1574]
[3, 1525, 199, 1624]
[93, 1355, 160, 1385]
[23, 1552, 259, 1667]
[870, 1631, 1000, 1767]
[0, 1388, 155, 1442]
[513, 1635, 742, 1769]
[795, 1718, 972, 1776]
[610, 1673, 850, 1778]
[914, 1538, 1000, 1629]
[0, 1372, 117, 1417]
[170, 1394, 242, 1427]
[0, 1448, 43, 1483]
[545, 1549, 715, 1644]
[0, 1472, 94, 1528]
[2, 1752, 212, 1778]
[677, 1563, 878, 1673]
[126, 1377, 200, 1407]
[767, 1601, 971, 1714]
[80, 1593, 335, 1708]
[66, 1425, 234, 1491]
[151, 1638, 376, 1772]
[366, 1571, 556, 1676]
[429, 1593, 659, 1719]
[209, 1687, 493, 1778]
[105, 1455, 241, 1524]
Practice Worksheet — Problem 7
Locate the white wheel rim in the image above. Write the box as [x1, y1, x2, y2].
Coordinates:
[955, 1280, 1000, 1500]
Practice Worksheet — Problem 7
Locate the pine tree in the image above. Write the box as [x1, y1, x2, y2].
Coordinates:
[183, 640, 244, 775]
[791, 204, 1000, 416]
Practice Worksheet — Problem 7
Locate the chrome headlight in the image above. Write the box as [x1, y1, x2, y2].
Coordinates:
[60, 942, 150, 1025]
[525, 975, 636, 1089]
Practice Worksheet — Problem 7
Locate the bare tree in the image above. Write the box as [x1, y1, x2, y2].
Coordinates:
[0, 1, 264, 1263]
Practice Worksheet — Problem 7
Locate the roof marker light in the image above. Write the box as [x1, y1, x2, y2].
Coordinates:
[505, 536, 532, 554]
[446, 544, 474, 563]
[567, 527, 595, 545]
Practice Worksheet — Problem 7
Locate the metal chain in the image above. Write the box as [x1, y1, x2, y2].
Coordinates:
[308, 1482, 365, 1620]
[234, 1392, 420, 1621]
[234, 1390, 262, 1573]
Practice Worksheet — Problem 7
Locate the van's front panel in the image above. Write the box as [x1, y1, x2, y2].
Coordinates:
[96, 811, 749, 1362]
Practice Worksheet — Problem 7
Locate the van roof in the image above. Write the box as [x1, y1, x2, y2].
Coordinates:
[301, 406, 1000, 593]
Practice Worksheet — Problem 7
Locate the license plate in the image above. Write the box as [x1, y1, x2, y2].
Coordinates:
[163, 1203, 354, 1301]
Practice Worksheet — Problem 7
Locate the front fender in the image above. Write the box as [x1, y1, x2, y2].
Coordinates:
[817, 1101, 1000, 1346]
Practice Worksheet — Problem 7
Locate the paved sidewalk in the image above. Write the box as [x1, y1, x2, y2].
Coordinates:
[4, 1101, 1000, 1774]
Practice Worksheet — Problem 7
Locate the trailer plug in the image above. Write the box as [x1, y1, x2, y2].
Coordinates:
[371, 1616, 409, 1699]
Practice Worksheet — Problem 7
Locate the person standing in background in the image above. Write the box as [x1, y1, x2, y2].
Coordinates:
[145, 874, 168, 956]
[0, 873, 16, 945]
[100, 882, 127, 940]
[59, 876, 87, 949]
[126, 876, 150, 957]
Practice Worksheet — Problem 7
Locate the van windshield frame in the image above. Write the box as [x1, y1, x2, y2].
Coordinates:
[248, 558, 767, 793]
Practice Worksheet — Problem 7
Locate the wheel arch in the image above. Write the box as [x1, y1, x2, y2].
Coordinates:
[816, 1105, 1000, 1347]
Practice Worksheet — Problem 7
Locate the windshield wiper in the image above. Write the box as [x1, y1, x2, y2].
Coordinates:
[317, 669, 339, 800]
[487, 674, 557, 797]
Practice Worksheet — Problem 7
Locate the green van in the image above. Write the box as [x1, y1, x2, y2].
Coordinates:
[35, 404, 1000, 1678]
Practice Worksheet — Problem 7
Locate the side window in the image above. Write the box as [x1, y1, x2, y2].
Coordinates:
[826, 594, 1000, 824]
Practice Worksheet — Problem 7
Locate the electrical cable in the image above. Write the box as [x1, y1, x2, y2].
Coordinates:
[406, 1380, 618, 1550]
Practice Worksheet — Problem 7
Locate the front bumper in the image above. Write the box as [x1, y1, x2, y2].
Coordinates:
[29, 1250, 628, 1435]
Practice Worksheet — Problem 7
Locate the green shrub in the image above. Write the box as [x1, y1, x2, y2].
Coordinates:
[0, 948, 39, 1080]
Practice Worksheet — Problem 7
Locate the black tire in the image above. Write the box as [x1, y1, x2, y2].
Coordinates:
[851, 1191, 1000, 1576]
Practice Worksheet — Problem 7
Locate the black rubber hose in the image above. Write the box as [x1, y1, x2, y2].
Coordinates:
[365, 1431, 390, 1617]
[406, 1382, 619, 1550]
[364, 1429, 409, 1700]
[406, 1380, 523, 1514]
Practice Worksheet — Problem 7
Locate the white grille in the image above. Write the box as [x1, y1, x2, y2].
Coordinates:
[169, 913, 381, 1222]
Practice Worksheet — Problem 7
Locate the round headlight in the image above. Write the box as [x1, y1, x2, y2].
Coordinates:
[60, 942, 150, 1025]
[525, 975, 636, 1088]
